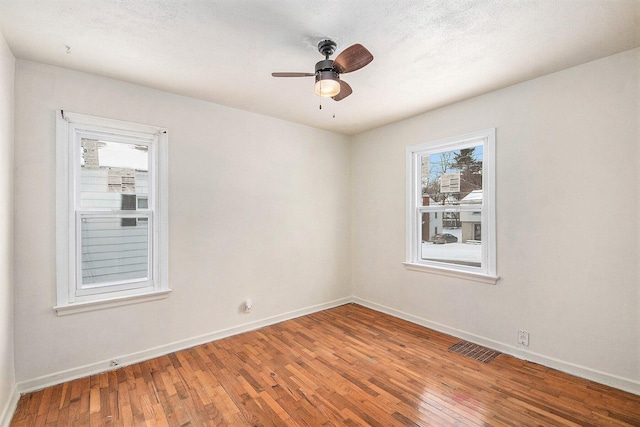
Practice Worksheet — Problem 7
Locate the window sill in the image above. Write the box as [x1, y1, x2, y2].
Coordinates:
[54, 289, 171, 316]
[403, 262, 499, 285]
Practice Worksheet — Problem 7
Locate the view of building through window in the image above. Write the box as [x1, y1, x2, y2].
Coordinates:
[420, 146, 483, 267]
[80, 139, 150, 286]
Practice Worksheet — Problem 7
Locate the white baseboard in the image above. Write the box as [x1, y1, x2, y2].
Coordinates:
[0, 383, 19, 427]
[353, 297, 640, 396]
[13, 294, 640, 403]
[17, 297, 352, 394]
[352, 297, 640, 395]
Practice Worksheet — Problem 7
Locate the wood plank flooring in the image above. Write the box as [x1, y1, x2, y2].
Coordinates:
[10, 304, 640, 426]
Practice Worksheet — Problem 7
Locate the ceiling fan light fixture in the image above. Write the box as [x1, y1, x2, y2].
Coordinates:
[315, 70, 341, 97]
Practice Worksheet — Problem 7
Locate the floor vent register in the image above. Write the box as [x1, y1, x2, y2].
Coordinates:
[448, 340, 502, 363]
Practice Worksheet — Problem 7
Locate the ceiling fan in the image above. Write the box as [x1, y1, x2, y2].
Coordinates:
[272, 39, 373, 101]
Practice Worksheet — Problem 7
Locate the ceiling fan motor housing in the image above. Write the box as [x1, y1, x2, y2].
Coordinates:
[315, 59, 335, 73]
[315, 69, 340, 84]
[315, 59, 340, 88]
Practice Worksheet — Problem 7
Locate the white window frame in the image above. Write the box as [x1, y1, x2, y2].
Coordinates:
[55, 111, 170, 315]
[404, 128, 498, 284]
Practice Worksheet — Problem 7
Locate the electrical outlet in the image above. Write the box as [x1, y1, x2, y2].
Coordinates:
[111, 359, 120, 367]
[517, 330, 530, 346]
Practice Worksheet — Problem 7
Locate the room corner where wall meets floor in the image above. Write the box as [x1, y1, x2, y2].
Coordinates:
[349, 48, 640, 397]
[9, 304, 640, 426]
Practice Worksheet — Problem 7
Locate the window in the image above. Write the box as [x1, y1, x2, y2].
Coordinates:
[405, 129, 497, 284]
[55, 111, 169, 314]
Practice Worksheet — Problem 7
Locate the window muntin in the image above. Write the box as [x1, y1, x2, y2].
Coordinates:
[56, 111, 169, 312]
[406, 129, 496, 281]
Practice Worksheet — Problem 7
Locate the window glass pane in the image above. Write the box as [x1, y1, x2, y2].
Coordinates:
[137, 197, 148, 209]
[81, 216, 149, 285]
[421, 146, 483, 207]
[421, 212, 481, 268]
[80, 139, 149, 210]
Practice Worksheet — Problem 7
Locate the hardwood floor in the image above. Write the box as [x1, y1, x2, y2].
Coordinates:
[11, 304, 640, 426]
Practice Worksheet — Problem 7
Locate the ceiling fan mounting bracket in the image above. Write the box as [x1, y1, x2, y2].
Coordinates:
[318, 39, 337, 59]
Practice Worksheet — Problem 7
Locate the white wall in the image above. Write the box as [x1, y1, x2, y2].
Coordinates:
[351, 48, 640, 392]
[13, 60, 351, 386]
[9, 46, 640, 399]
[0, 31, 16, 424]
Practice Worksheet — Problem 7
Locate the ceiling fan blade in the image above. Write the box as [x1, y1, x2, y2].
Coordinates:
[332, 80, 352, 101]
[333, 44, 373, 74]
[271, 72, 315, 77]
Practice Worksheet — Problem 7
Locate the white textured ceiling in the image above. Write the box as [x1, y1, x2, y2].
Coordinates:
[1, 0, 639, 135]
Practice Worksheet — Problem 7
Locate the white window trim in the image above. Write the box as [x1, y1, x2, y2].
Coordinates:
[405, 128, 498, 284]
[55, 111, 170, 315]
